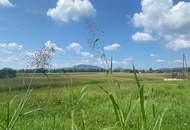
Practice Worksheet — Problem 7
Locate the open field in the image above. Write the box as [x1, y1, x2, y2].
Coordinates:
[0, 72, 189, 130]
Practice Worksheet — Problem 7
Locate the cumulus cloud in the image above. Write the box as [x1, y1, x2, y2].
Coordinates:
[0, 42, 24, 68]
[166, 35, 190, 50]
[25, 51, 35, 57]
[67, 43, 94, 58]
[132, 32, 154, 42]
[81, 51, 93, 58]
[104, 58, 133, 68]
[47, 0, 96, 22]
[104, 43, 120, 51]
[0, 0, 14, 7]
[67, 42, 82, 53]
[5, 55, 18, 62]
[133, 0, 190, 50]
[25, 41, 64, 58]
[0, 43, 23, 51]
[0, 55, 18, 64]
[0, 54, 25, 69]
[44, 41, 64, 52]
[156, 59, 166, 63]
[150, 54, 158, 57]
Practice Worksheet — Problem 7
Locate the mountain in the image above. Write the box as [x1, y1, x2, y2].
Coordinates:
[113, 67, 125, 72]
[49, 64, 105, 72]
[156, 67, 190, 73]
[72, 64, 104, 72]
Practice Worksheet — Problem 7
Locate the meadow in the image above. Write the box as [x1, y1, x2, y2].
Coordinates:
[0, 72, 189, 130]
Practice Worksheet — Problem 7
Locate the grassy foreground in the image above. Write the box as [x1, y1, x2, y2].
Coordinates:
[0, 72, 189, 130]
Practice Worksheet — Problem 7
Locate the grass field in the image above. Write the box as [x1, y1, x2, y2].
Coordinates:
[0, 72, 189, 130]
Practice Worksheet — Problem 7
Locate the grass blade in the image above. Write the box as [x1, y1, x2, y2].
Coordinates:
[133, 65, 147, 129]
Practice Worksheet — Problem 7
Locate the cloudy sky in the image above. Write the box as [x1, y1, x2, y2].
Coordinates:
[0, 0, 190, 69]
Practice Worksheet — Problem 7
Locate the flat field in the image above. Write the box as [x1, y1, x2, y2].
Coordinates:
[0, 72, 189, 130]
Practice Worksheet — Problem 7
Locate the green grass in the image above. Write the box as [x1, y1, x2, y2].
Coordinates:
[0, 72, 189, 130]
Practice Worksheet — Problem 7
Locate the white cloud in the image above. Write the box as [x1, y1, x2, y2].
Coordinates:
[67, 43, 94, 58]
[44, 41, 64, 52]
[25, 51, 35, 57]
[24, 41, 64, 59]
[174, 59, 182, 63]
[132, 32, 154, 42]
[81, 51, 94, 58]
[0, 43, 23, 51]
[0, 55, 25, 69]
[6, 55, 18, 62]
[0, 0, 14, 7]
[104, 43, 120, 51]
[156, 59, 166, 63]
[67, 42, 82, 53]
[103, 58, 133, 68]
[133, 0, 190, 50]
[47, 0, 96, 22]
[0, 42, 24, 68]
[1, 50, 12, 54]
[166, 36, 190, 50]
[119, 58, 133, 66]
[0, 55, 18, 64]
[150, 54, 158, 57]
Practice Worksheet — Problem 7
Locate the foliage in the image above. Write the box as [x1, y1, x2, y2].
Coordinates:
[0, 68, 16, 79]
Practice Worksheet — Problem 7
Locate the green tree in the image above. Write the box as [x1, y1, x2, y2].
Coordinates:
[0, 68, 16, 79]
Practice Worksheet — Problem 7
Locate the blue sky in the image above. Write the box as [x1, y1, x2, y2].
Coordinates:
[0, 0, 190, 69]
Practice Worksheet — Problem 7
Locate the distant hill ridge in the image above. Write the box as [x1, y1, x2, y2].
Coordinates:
[2, 64, 190, 73]
[73, 64, 104, 70]
[51, 64, 105, 72]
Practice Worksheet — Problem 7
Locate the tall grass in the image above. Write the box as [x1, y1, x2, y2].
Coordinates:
[0, 89, 33, 130]
[98, 65, 169, 130]
[0, 55, 172, 130]
[0, 70, 186, 130]
[0, 43, 181, 129]
[133, 65, 147, 129]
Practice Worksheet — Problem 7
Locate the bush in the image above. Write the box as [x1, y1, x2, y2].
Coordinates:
[0, 68, 16, 79]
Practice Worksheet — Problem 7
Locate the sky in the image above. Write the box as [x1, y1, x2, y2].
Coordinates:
[0, 0, 190, 69]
